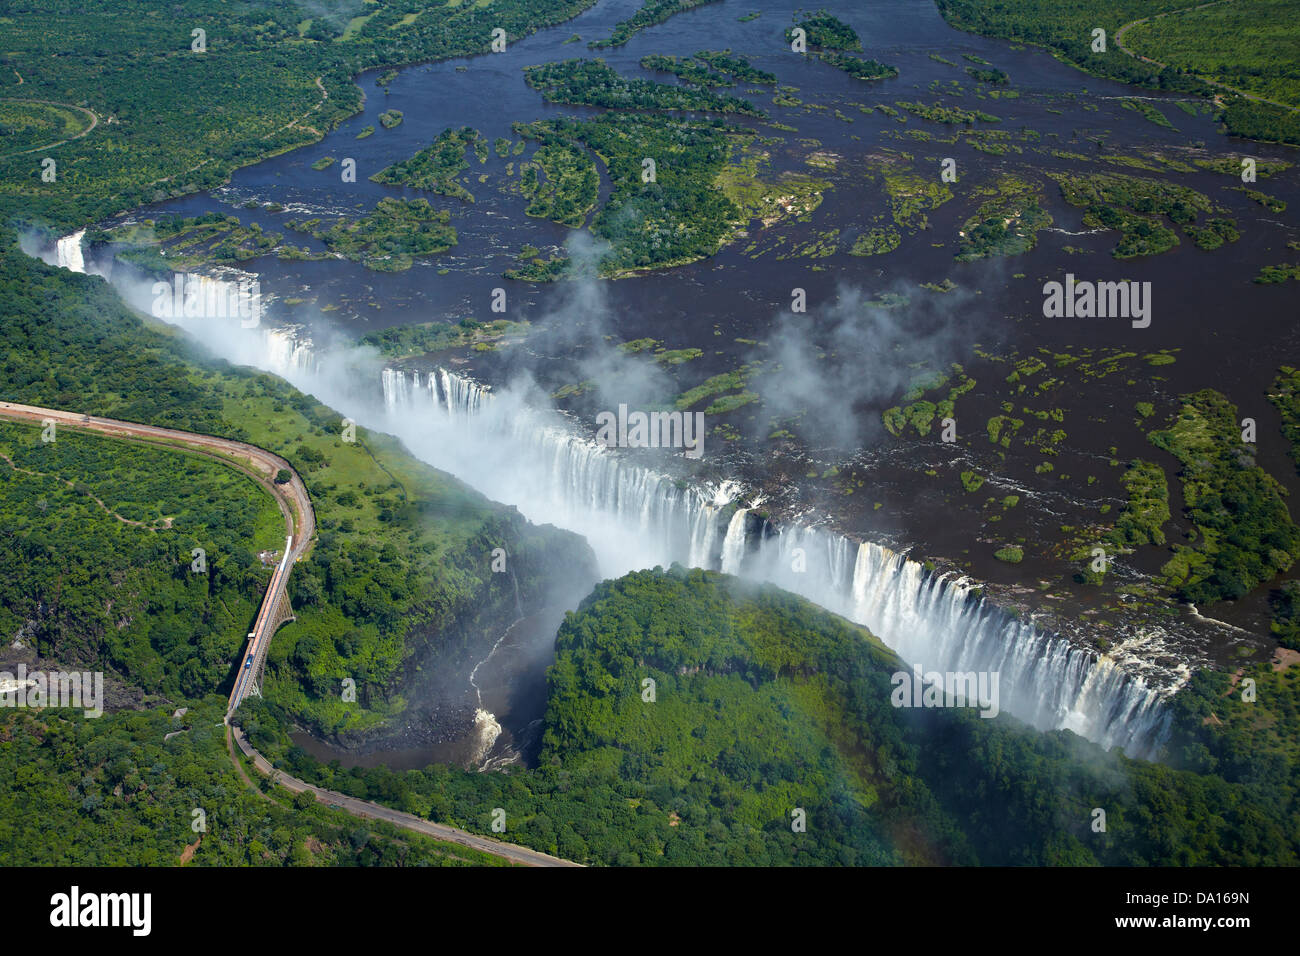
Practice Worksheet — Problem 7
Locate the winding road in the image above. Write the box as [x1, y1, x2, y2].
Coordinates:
[0, 400, 579, 868]
[0, 99, 100, 160]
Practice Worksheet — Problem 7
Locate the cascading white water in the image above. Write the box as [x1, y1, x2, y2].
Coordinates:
[377, 366, 1174, 758]
[264, 327, 315, 375]
[37, 239, 1176, 759]
[720, 508, 750, 575]
[740, 530, 1171, 756]
[57, 230, 86, 274]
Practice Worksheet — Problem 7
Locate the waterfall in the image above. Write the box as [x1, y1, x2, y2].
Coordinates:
[263, 326, 314, 375]
[35, 227, 1179, 760]
[720, 508, 749, 575]
[56, 230, 86, 274]
[377, 366, 1174, 758]
[741, 532, 1171, 756]
[471, 708, 502, 764]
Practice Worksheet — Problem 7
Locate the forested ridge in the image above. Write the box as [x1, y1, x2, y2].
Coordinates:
[243, 568, 1300, 865]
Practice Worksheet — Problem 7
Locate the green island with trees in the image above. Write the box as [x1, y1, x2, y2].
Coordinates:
[371, 127, 480, 202]
[285, 197, 457, 271]
[1047, 169, 1237, 258]
[590, 0, 723, 49]
[523, 58, 764, 115]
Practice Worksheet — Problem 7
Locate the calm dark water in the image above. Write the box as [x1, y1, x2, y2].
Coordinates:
[113, 0, 1300, 358]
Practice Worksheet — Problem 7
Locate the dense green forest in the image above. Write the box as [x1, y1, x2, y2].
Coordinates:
[371, 127, 480, 202]
[511, 124, 600, 228]
[245, 567, 1300, 865]
[0, 0, 602, 233]
[0, 702, 504, 866]
[936, 0, 1300, 144]
[0, 421, 277, 699]
[513, 114, 748, 274]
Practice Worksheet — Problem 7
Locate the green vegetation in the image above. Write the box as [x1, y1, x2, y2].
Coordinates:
[640, 54, 731, 88]
[715, 142, 829, 230]
[705, 391, 759, 415]
[818, 52, 899, 82]
[782, 11, 896, 80]
[0, 0, 603, 229]
[310, 156, 336, 170]
[1122, 0, 1300, 110]
[505, 254, 570, 282]
[994, 545, 1024, 563]
[0, 420, 278, 697]
[955, 175, 1052, 261]
[935, 0, 1300, 143]
[0, 703, 502, 866]
[881, 367, 976, 437]
[1119, 97, 1175, 129]
[523, 59, 762, 115]
[849, 226, 901, 256]
[786, 12, 861, 51]
[897, 101, 1000, 124]
[965, 67, 1008, 84]
[513, 124, 599, 228]
[640, 51, 778, 87]
[249, 567, 1300, 865]
[1270, 367, 1300, 474]
[100, 212, 283, 271]
[675, 367, 754, 411]
[1269, 581, 1300, 650]
[0, 100, 93, 154]
[1194, 155, 1292, 177]
[359, 319, 528, 359]
[1239, 188, 1286, 213]
[1255, 263, 1300, 283]
[379, 109, 404, 129]
[1149, 390, 1300, 604]
[881, 164, 954, 232]
[285, 197, 456, 271]
[961, 470, 985, 493]
[371, 127, 478, 202]
[1047, 170, 1232, 259]
[1105, 459, 1170, 550]
[591, 0, 723, 49]
[694, 50, 778, 85]
[518, 114, 751, 274]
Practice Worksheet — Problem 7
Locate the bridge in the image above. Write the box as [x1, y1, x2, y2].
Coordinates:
[227, 533, 297, 712]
